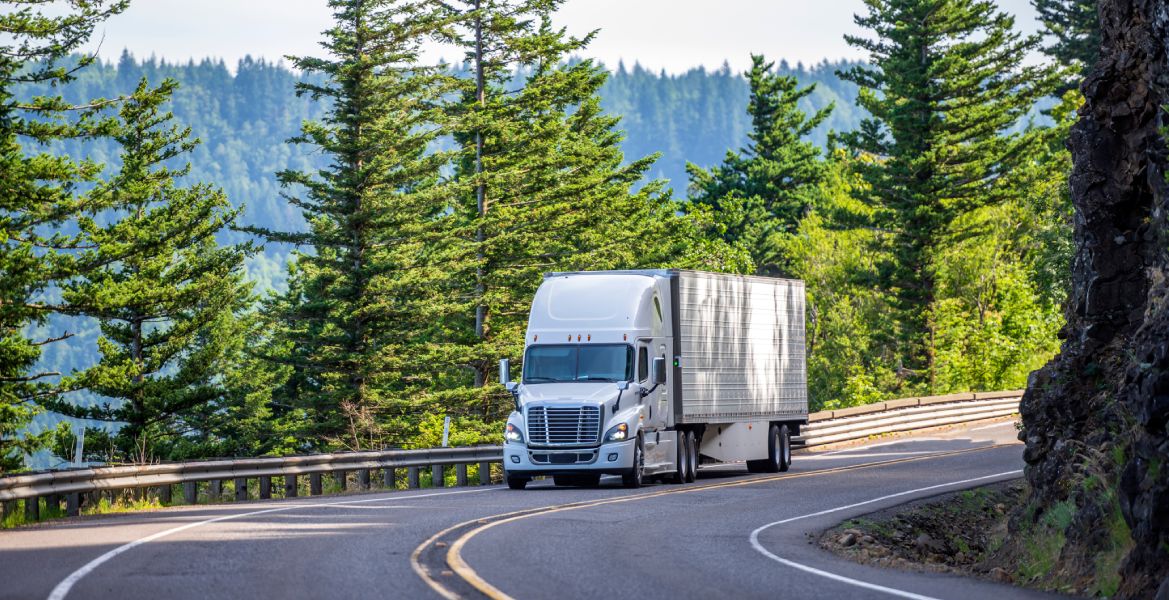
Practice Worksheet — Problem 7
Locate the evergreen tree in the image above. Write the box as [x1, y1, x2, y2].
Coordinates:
[0, 0, 127, 472]
[686, 54, 832, 275]
[419, 0, 748, 429]
[43, 79, 255, 463]
[1032, 0, 1100, 88]
[249, 0, 455, 451]
[839, 0, 1060, 391]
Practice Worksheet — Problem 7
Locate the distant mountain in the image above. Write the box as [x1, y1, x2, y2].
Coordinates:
[601, 59, 861, 195]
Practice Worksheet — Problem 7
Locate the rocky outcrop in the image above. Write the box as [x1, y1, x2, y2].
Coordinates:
[1019, 0, 1168, 597]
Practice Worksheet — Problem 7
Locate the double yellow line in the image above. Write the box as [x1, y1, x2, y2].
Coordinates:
[411, 445, 1004, 600]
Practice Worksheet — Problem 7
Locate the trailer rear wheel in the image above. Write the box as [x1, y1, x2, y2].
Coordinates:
[685, 430, 698, 482]
[778, 424, 791, 472]
[622, 435, 645, 488]
[749, 424, 786, 474]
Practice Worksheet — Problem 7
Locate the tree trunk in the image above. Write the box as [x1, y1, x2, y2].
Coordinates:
[1019, 0, 1167, 596]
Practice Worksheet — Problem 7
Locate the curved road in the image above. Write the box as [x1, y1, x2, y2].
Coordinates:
[0, 421, 1062, 600]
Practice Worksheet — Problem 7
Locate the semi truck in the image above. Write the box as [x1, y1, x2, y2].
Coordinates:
[499, 269, 808, 489]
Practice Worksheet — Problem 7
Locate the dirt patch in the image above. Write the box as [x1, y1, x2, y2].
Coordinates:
[819, 479, 1082, 595]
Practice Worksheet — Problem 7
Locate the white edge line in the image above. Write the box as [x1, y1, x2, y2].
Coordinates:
[968, 421, 1018, 432]
[47, 486, 500, 600]
[748, 470, 1023, 600]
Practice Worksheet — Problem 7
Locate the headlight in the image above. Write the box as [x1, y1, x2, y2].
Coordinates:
[504, 423, 524, 443]
[604, 422, 629, 442]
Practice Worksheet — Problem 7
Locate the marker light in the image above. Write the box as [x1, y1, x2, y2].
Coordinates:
[587, 334, 591, 341]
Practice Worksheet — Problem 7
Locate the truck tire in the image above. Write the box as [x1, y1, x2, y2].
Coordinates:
[685, 430, 698, 483]
[671, 430, 688, 484]
[778, 424, 791, 472]
[622, 435, 645, 488]
[506, 476, 528, 490]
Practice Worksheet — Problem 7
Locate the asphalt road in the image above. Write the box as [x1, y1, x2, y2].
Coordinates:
[0, 420, 1064, 600]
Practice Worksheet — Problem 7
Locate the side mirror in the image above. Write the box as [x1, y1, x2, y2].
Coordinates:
[652, 357, 666, 385]
[499, 358, 511, 386]
[616, 381, 630, 391]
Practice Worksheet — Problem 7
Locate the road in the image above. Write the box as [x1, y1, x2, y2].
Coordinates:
[0, 420, 1062, 600]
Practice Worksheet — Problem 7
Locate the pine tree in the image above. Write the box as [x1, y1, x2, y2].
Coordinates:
[419, 0, 748, 429]
[1032, 0, 1100, 88]
[0, 1, 128, 472]
[686, 54, 832, 275]
[839, 0, 1060, 391]
[43, 79, 256, 463]
[249, 0, 456, 451]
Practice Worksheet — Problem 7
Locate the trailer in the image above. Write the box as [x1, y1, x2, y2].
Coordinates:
[499, 269, 807, 489]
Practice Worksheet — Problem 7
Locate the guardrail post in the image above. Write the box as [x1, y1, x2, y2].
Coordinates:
[25, 497, 39, 522]
[209, 480, 222, 501]
[159, 484, 172, 504]
[310, 473, 322, 496]
[2, 500, 14, 522]
[456, 464, 467, 487]
[66, 493, 80, 517]
[260, 476, 271, 499]
[479, 462, 491, 485]
[432, 465, 444, 488]
[183, 481, 197, 504]
[407, 467, 419, 489]
[46, 494, 60, 514]
[285, 474, 298, 498]
[234, 478, 247, 501]
[358, 469, 370, 490]
[335, 471, 348, 492]
[382, 468, 396, 489]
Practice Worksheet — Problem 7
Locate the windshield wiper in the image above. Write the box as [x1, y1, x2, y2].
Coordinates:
[524, 376, 559, 382]
[579, 376, 617, 382]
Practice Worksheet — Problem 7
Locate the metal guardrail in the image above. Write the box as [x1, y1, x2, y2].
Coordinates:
[0, 390, 1022, 524]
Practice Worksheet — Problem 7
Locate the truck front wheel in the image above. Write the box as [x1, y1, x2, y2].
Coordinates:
[622, 435, 645, 488]
[506, 476, 529, 490]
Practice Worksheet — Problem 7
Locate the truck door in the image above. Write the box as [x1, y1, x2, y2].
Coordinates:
[638, 340, 667, 430]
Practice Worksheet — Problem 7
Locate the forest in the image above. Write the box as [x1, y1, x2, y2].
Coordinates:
[0, 0, 1080, 467]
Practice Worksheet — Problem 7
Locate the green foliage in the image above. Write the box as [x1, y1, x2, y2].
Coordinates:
[839, 0, 1062, 392]
[39, 79, 255, 463]
[0, 0, 128, 473]
[687, 54, 832, 274]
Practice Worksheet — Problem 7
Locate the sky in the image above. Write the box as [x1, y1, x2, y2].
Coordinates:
[88, 0, 1043, 74]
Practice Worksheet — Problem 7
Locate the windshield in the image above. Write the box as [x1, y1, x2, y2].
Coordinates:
[523, 344, 634, 383]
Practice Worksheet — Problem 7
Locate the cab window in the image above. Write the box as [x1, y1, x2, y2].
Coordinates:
[638, 346, 649, 382]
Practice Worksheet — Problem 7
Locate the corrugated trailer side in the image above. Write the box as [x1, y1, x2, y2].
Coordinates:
[669, 270, 807, 424]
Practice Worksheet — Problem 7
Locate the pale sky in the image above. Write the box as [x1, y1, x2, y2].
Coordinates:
[88, 0, 1043, 73]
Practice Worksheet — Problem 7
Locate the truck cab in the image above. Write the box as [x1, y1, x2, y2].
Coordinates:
[501, 272, 671, 489]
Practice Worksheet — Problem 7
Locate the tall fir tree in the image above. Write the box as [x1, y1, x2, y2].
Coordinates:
[250, 0, 456, 450]
[839, 0, 1060, 391]
[686, 54, 832, 275]
[0, 1, 128, 473]
[1032, 0, 1101, 89]
[418, 0, 748, 430]
[42, 79, 255, 463]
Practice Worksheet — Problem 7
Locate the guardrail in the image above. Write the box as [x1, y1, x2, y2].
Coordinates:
[0, 390, 1021, 525]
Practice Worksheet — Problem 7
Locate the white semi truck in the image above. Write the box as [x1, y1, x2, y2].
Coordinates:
[499, 269, 808, 489]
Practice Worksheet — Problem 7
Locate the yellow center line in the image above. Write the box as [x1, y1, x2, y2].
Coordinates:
[413, 444, 1012, 600]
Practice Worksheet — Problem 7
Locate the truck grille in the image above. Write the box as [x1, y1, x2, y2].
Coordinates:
[527, 405, 601, 446]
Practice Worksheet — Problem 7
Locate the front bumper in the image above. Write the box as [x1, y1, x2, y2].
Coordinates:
[503, 438, 637, 477]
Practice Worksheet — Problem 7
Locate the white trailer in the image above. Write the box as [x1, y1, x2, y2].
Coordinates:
[500, 269, 807, 489]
